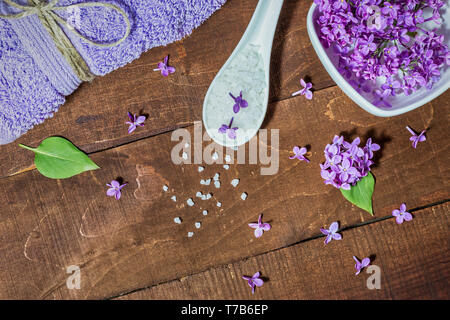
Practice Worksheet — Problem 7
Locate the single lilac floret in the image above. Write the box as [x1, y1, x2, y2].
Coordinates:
[218, 117, 238, 140]
[126, 112, 146, 134]
[292, 78, 313, 100]
[242, 271, 264, 294]
[406, 126, 426, 149]
[229, 91, 248, 114]
[353, 256, 371, 275]
[106, 180, 127, 200]
[289, 146, 310, 162]
[320, 221, 342, 244]
[392, 203, 413, 224]
[154, 55, 175, 77]
[248, 214, 271, 238]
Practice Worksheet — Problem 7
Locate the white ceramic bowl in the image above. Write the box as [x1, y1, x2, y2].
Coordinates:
[306, 3, 450, 117]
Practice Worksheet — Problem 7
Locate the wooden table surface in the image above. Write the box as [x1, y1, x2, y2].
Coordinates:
[0, 0, 449, 300]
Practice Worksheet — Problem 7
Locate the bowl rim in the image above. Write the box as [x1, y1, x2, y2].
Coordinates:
[306, 3, 450, 117]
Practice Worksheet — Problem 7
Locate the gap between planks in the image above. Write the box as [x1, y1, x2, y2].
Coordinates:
[106, 198, 450, 300]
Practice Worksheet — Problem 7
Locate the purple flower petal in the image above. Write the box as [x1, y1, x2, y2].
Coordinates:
[254, 228, 264, 238]
[329, 221, 339, 233]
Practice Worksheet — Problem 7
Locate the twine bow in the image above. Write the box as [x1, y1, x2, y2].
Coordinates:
[0, 0, 131, 81]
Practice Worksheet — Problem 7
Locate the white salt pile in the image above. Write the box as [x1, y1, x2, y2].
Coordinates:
[204, 44, 267, 147]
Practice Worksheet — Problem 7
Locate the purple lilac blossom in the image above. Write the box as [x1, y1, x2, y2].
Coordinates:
[248, 214, 271, 238]
[292, 78, 313, 99]
[229, 91, 248, 113]
[392, 203, 413, 224]
[320, 221, 342, 244]
[242, 271, 264, 294]
[314, 0, 449, 103]
[289, 146, 310, 162]
[154, 56, 176, 77]
[406, 126, 426, 148]
[320, 135, 379, 190]
[218, 117, 238, 140]
[106, 180, 127, 200]
[353, 256, 371, 275]
[126, 112, 146, 134]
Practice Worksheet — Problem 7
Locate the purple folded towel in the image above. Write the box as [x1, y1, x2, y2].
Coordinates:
[0, 0, 226, 144]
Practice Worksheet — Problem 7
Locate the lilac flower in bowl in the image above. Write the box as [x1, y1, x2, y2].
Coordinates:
[307, 2, 450, 117]
[218, 117, 238, 140]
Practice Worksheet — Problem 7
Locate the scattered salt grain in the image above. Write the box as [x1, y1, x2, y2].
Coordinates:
[202, 210, 208, 216]
[206, 193, 212, 199]
[204, 179, 211, 185]
[241, 192, 248, 200]
[213, 173, 220, 181]
[196, 191, 203, 198]
[225, 155, 231, 163]
[198, 166, 204, 172]
[201, 194, 207, 200]
[163, 185, 168, 192]
[214, 181, 221, 189]
[187, 198, 195, 206]
[212, 152, 219, 160]
[200, 179, 205, 185]
[182, 152, 188, 160]
[231, 179, 240, 187]
[223, 164, 229, 170]
[184, 143, 190, 148]
[195, 222, 201, 229]
[188, 232, 194, 238]
[171, 195, 177, 202]
[217, 201, 222, 207]
[174, 217, 182, 224]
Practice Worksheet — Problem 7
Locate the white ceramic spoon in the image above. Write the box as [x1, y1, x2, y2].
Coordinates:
[202, 0, 284, 148]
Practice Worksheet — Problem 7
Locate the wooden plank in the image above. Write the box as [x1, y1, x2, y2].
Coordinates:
[0, 86, 448, 299]
[117, 202, 450, 300]
[0, 0, 332, 178]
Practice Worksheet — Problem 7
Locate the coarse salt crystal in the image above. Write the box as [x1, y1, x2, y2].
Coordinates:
[214, 181, 221, 189]
[171, 195, 177, 202]
[174, 217, 182, 224]
[187, 198, 195, 206]
[198, 166, 204, 172]
[225, 155, 231, 162]
[206, 193, 212, 199]
[213, 173, 220, 181]
[212, 152, 219, 160]
[196, 191, 202, 198]
[202, 210, 208, 216]
[184, 143, 190, 148]
[163, 185, 168, 192]
[223, 164, 229, 170]
[188, 232, 194, 238]
[182, 152, 188, 160]
[241, 192, 248, 200]
[195, 222, 201, 229]
[204, 179, 211, 185]
[217, 201, 222, 207]
[231, 179, 240, 187]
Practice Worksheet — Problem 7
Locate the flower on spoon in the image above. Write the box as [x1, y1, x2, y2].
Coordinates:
[154, 55, 175, 77]
[353, 256, 371, 275]
[392, 203, 413, 224]
[242, 271, 264, 294]
[218, 117, 238, 139]
[320, 221, 342, 244]
[229, 91, 248, 113]
[289, 146, 310, 162]
[292, 78, 313, 100]
[248, 214, 271, 238]
[126, 112, 146, 134]
[406, 126, 426, 149]
[106, 180, 127, 200]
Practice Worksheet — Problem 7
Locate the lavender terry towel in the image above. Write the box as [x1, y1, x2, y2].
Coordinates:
[0, 0, 227, 144]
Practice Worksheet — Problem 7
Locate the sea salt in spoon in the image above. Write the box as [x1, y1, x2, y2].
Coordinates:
[202, 0, 284, 147]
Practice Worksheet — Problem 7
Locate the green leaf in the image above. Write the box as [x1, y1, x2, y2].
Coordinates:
[19, 137, 100, 179]
[340, 172, 375, 215]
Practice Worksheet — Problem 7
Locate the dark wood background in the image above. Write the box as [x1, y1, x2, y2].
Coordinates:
[0, 0, 448, 299]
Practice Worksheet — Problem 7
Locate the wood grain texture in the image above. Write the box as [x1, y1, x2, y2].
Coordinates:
[0, 87, 448, 299]
[0, 0, 332, 178]
[117, 202, 450, 300]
